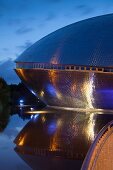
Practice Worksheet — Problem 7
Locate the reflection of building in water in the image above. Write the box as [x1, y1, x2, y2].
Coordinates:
[85, 113, 96, 142]
[14, 108, 113, 170]
[16, 14, 113, 110]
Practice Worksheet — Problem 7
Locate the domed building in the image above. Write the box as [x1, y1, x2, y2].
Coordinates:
[16, 14, 113, 110]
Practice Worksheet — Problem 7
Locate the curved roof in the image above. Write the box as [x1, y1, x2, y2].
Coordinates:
[17, 14, 113, 66]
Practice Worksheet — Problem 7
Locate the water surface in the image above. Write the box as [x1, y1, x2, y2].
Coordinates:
[1, 107, 113, 170]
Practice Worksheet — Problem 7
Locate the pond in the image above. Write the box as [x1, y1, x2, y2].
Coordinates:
[1, 106, 113, 170]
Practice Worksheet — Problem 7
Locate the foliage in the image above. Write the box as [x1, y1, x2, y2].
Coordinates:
[0, 77, 10, 132]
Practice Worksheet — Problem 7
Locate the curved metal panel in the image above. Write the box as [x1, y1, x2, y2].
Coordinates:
[15, 69, 113, 109]
[17, 14, 113, 66]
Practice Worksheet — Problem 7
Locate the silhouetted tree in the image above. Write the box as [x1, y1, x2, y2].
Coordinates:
[0, 77, 10, 132]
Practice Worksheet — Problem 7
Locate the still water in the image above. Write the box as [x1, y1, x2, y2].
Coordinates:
[1, 106, 113, 170]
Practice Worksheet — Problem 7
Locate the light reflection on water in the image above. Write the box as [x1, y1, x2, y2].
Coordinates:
[1, 106, 113, 170]
[85, 112, 96, 142]
[14, 107, 113, 170]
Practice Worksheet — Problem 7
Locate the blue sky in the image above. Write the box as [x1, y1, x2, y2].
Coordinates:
[0, 0, 113, 83]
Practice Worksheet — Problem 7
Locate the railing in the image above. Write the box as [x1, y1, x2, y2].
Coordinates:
[16, 146, 85, 159]
[16, 62, 113, 73]
[81, 120, 113, 170]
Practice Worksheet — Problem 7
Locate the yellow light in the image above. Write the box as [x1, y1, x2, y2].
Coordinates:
[50, 56, 59, 64]
[86, 113, 95, 141]
[40, 90, 44, 97]
[57, 91, 62, 99]
[48, 70, 63, 101]
[83, 73, 95, 109]
[18, 136, 26, 146]
[41, 116, 46, 123]
[71, 83, 76, 92]
[57, 119, 62, 127]
[18, 69, 27, 81]
[50, 137, 58, 151]
[26, 110, 53, 114]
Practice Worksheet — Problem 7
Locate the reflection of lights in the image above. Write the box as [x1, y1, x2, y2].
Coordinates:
[57, 119, 62, 127]
[18, 136, 26, 146]
[20, 99, 24, 103]
[42, 116, 46, 123]
[48, 70, 62, 100]
[34, 114, 39, 119]
[18, 69, 27, 81]
[83, 73, 95, 109]
[49, 70, 57, 84]
[50, 139, 57, 151]
[40, 90, 44, 97]
[49, 121, 60, 151]
[47, 84, 56, 97]
[48, 105, 113, 113]
[86, 113, 95, 141]
[50, 56, 59, 64]
[31, 114, 39, 120]
[31, 115, 33, 119]
[19, 99, 24, 107]
[49, 134, 58, 151]
[30, 107, 34, 111]
[48, 122, 57, 135]
[71, 83, 76, 92]
[57, 92, 62, 99]
[26, 110, 53, 114]
[20, 103, 23, 107]
[31, 90, 36, 96]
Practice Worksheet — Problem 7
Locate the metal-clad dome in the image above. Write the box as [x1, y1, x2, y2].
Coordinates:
[17, 14, 113, 66]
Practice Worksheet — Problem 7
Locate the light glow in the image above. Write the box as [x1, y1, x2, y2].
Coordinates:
[31, 90, 36, 96]
[18, 135, 26, 146]
[40, 90, 44, 97]
[83, 73, 95, 109]
[86, 112, 96, 141]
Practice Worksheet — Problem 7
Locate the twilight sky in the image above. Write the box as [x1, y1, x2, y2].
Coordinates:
[0, 0, 113, 83]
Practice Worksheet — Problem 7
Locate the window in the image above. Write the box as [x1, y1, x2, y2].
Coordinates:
[66, 66, 69, 69]
[86, 67, 90, 70]
[81, 67, 84, 70]
[92, 67, 96, 71]
[104, 68, 110, 72]
[71, 66, 74, 69]
[76, 66, 79, 70]
[98, 68, 102, 71]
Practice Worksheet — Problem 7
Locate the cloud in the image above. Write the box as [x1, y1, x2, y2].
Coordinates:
[45, 13, 56, 21]
[8, 18, 22, 26]
[75, 4, 93, 15]
[0, 0, 31, 14]
[2, 48, 9, 52]
[37, 22, 45, 28]
[0, 59, 20, 84]
[48, 0, 63, 3]
[8, 17, 36, 26]
[76, 4, 86, 10]
[16, 27, 34, 35]
[17, 40, 33, 51]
